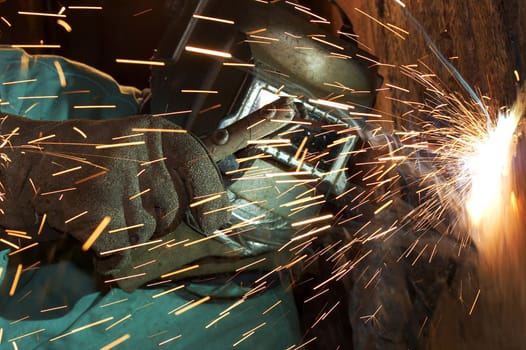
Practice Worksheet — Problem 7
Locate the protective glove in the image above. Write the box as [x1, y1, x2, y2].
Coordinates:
[0, 113, 229, 278]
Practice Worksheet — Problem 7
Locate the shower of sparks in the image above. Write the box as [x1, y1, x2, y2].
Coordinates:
[1, 2, 525, 349]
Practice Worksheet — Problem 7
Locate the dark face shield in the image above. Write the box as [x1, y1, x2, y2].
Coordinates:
[150, 0, 382, 136]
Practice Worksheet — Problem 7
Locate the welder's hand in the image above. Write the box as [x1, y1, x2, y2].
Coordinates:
[0, 114, 229, 276]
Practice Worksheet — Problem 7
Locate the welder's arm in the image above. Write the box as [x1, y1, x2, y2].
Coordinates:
[0, 113, 229, 280]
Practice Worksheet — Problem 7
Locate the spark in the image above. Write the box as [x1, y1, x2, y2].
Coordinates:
[9, 316, 29, 325]
[235, 257, 267, 272]
[294, 337, 318, 350]
[99, 299, 128, 308]
[205, 312, 230, 328]
[280, 195, 325, 208]
[99, 239, 162, 255]
[7, 329, 45, 343]
[108, 223, 145, 234]
[514, 70, 521, 82]
[6, 232, 30, 239]
[27, 134, 56, 144]
[2, 79, 37, 86]
[291, 225, 331, 241]
[115, 58, 165, 66]
[104, 273, 146, 284]
[385, 83, 410, 93]
[283, 254, 308, 269]
[133, 260, 156, 269]
[233, 323, 267, 346]
[113, 133, 144, 140]
[81, 216, 111, 251]
[8, 242, 39, 256]
[161, 264, 200, 278]
[291, 214, 333, 227]
[308, 98, 353, 110]
[293, 6, 328, 22]
[304, 289, 330, 303]
[18, 95, 58, 100]
[174, 296, 211, 316]
[73, 104, 116, 109]
[40, 187, 77, 196]
[52, 166, 82, 176]
[152, 110, 192, 117]
[10, 44, 61, 49]
[180, 89, 218, 94]
[468, 289, 481, 315]
[18, 11, 66, 18]
[354, 8, 406, 40]
[74, 170, 107, 184]
[152, 285, 185, 299]
[247, 138, 291, 145]
[70, 127, 87, 138]
[105, 315, 132, 331]
[373, 199, 394, 215]
[1, 17, 11, 27]
[265, 171, 309, 177]
[192, 14, 235, 24]
[310, 36, 344, 50]
[67, 6, 103, 10]
[100, 334, 131, 350]
[220, 298, 245, 316]
[8, 264, 22, 296]
[199, 103, 222, 114]
[158, 335, 182, 346]
[40, 305, 68, 313]
[56, 19, 72, 32]
[5, 229, 27, 235]
[189, 194, 222, 208]
[65, 211, 88, 223]
[131, 128, 186, 133]
[250, 34, 279, 42]
[95, 141, 145, 149]
[185, 45, 232, 59]
[133, 8, 153, 16]
[223, 62, 256, 67]
[129, 188, 151, 200]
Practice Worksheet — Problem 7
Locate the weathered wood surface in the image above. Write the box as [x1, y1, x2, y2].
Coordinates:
[341, 0, 525, 119]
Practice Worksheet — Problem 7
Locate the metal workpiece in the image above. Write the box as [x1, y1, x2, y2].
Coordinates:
[151, 0, 381, 135]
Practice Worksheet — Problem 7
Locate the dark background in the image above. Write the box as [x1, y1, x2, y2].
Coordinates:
[0, 0, 173, 89]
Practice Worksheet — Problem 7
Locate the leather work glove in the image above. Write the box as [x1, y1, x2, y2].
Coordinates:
[0, 113, 229, 280]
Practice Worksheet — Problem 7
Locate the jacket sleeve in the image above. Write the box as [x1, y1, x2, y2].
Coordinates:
[0, 48, 141, 121]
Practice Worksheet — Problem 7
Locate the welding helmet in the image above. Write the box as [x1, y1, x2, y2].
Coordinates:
[150, 0, 382, 136]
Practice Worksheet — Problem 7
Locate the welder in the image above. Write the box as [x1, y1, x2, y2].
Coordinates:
[0, 1, 454, 349]
[0, 1, 381, 348]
